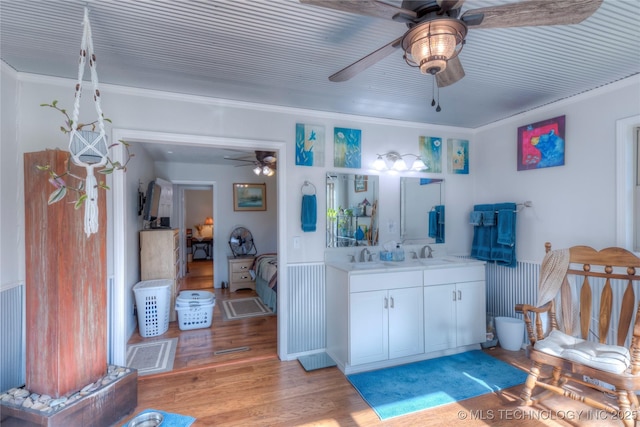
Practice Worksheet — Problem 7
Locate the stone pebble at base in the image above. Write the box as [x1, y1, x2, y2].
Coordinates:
[0, 365, 131, 414]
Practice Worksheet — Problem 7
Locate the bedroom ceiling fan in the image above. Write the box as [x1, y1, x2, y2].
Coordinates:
[301, 0, 603, 95]
[225, 150, 277, 176]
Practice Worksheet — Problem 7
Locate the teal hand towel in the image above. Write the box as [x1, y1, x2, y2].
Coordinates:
[497, 209, 515, 246]
[428, 210, 438, 238]
[435, 205, 445, 243]
[301, 194, 317, 232]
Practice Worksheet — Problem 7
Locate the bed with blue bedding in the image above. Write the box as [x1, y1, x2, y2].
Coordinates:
[251, 253, 277, 313]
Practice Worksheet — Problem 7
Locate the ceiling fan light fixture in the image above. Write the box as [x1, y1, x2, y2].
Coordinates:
[403, 19, 467, 75]
[253, 165, 262, 175]
[262, 165, 275, 176]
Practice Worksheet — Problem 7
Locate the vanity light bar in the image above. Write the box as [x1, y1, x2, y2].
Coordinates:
[373, 151, 428, 172]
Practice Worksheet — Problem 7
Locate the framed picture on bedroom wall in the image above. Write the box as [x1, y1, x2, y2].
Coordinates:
[233, 183, 266, 211]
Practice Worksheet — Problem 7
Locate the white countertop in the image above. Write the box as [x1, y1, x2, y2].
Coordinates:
[326, 256, 485, 273]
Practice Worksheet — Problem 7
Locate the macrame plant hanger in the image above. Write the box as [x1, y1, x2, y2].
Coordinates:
[69, 7, 109, 237]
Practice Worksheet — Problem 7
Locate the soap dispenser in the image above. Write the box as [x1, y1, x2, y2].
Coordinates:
[394, 244, 405, 262]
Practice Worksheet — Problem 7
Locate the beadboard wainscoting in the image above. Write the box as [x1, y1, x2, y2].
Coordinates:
[0, 283, 25, 391]
[287, 263, 326, 355]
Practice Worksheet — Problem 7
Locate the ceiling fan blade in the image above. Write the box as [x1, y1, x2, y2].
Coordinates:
[329, 36, 403, 82]
[436, 56, 465, 88]
[461, 0, 602, 29]
[300, 0, 417, 21]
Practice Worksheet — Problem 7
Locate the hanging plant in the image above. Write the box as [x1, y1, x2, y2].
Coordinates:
[37, 100, 133, 208]
[37, 7, 134, 237]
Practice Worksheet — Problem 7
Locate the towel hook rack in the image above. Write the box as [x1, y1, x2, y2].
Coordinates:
[301, 180, 316, 195]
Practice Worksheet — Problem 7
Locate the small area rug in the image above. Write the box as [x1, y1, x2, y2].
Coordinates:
[222, 297, 274, 321]
[298, 352, 337, 371]
[126, 338, 177, 376]
[122, 409, 195, 427]
[347, 350, 528, 420]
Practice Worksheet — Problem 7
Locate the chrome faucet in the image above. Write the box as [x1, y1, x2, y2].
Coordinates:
[360, 247, 371, 262]
[421, 245, 433, 259]
[408, 250, 418, 260]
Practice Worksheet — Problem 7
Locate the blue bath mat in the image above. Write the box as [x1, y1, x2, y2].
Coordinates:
[347, 350, 528, 420]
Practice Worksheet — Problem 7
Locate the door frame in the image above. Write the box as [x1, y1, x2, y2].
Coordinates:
[178, 184, 216, 282]
[109, 129, 288, 366]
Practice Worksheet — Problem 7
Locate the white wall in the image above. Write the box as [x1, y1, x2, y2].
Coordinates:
[0, 63, 23, 291]
[474, 77, 640, 263]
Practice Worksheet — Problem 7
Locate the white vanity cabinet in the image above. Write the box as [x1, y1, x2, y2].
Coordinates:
[423, 265, 486, 353]
[326, 267, 423, 372]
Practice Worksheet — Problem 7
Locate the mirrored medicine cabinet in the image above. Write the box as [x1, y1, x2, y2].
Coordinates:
[400, 177, 444, 243]
[326, 172, 379, 248]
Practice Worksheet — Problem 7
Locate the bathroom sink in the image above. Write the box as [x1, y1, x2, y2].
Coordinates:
[349, 262, 387, 270]
[419, 257, 459, 266]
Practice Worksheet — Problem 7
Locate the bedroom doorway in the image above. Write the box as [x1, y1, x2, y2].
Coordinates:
[110, 129, 288, 367]
[182, 185, 215, 288]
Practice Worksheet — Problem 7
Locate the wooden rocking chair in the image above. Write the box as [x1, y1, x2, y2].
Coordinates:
[516, 242, 640, 427]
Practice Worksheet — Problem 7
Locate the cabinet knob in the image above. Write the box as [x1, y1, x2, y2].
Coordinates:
[384, 297, 388, 309]
[452, 291, 456, 301]
[458, 290, 462, 300]
[390, 296, 394, 308]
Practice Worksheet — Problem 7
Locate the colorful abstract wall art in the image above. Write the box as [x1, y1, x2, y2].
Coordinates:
[517, 115, 565, 171]
[295, 123, 325, 167]
[447, 138, 469, 174]
[419, 136, 442, 173]
[333, 127, 361, 169]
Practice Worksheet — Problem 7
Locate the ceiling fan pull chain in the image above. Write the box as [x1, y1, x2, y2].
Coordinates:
[430, 76, 436, 107]
[436, 82, 442, 112]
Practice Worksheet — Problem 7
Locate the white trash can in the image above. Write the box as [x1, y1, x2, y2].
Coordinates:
[495, 316, 525, 351]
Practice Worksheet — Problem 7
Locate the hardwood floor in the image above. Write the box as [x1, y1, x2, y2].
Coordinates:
[127, 260, 277, 371]
[121, 266, 622, 426]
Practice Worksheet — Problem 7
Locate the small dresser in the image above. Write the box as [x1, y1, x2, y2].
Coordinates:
[228, 255, 256, 292]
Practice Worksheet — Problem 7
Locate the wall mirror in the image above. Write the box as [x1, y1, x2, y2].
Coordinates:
[326, 172, 379, 247]
[400, 177, 444, 243]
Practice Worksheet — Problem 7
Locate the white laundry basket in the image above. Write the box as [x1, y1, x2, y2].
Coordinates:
[133, 279, 171, 337]
[495, 316, 525, 351]
[175, 290, 215, 331]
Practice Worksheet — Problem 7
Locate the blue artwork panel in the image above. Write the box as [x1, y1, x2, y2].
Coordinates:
[333, 127, 361, 169]
[296, 123, 325, 167]
[447, 138, 469, 174]
[419, 136, 442, 173]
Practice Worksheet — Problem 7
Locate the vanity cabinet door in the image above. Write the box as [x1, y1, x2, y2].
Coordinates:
[350, 290, 389, 366]
[388, 286, 424, 359]
[455, 280, 486, 347]
[424, 283, 457, 352]
[424, 280, 486, 352]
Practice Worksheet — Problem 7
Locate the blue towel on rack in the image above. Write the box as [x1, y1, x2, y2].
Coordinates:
[434, 205, 445, 243]
[497, 209, 516, 246]
[491, 202, 517, 267]
[482, 210, 496, 226]
[469, 211, 483, 226]
[428, 210, 438, 239]
[301, 194, 317, 232]
[471, 204, 494, 261]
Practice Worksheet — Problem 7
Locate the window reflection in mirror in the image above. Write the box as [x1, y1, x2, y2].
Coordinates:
[326, 173, 379, 247]
[400, 177, 444, 243]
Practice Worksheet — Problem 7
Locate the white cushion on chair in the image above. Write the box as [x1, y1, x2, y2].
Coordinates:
[534, 330, 630, 374]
